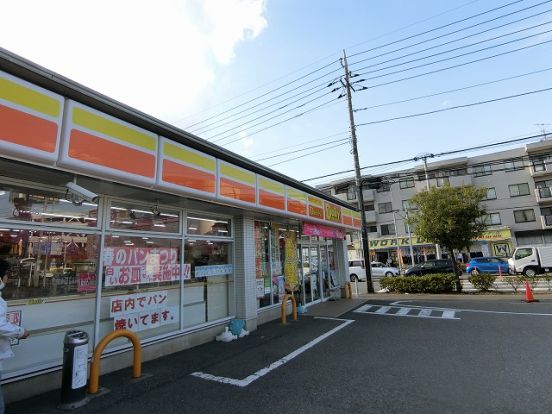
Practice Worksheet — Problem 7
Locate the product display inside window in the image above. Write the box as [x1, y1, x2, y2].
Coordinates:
[110, 201, 180, 233]
[184, 240, 234, 326]
[0, 229, 100, 300]
[0, 184, 98, 227]
[186, 214, 231, 237]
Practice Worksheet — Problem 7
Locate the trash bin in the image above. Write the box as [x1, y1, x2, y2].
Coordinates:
[59, 330, 90, 410]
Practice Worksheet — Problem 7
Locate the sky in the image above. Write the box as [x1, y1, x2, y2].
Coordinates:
[2, 0, 552, 187]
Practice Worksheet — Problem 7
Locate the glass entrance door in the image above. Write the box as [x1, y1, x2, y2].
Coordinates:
[300, 244, 321, 304]
[320, 244, 330, 299]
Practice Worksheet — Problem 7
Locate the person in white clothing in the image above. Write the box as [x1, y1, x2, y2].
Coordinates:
[0, 245, 29, 414]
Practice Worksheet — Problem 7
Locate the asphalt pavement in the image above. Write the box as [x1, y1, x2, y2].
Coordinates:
[10, 293, 552, 414]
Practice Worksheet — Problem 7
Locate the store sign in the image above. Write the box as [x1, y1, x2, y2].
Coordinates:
[76, 273, 97, 293]
[110, 291, 177, 332]
[324, 202, 342, 223]
[369, 236, 431, 248]
[103, 247, 189, 287]
[7, 310, 22, 346]
[474, 228, 511, 241]
[303, 222, 344, 239]
[195, 264, 233, 277]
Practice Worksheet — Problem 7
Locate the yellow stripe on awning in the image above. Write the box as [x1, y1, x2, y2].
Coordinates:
[73, 107, 156, 152]
[308, 195, 323, 207]
[164, 142, 216, 172]
[220, 163, 256, 186]
[259, 177, 285, 195]
[0, 76, 60, 118]
[287, 188, 307, 202]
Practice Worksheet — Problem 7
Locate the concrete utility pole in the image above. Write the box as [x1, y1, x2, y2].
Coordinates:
[341, 50, 374, 293]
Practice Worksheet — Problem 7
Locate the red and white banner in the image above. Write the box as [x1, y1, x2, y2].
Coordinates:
[302, 222, 344, 239]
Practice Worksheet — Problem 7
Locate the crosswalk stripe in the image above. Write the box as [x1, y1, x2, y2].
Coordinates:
[353, 304, 459, 320]
[395, 307, 411, 316]
[441, 310, 457, 319]
[375, 306, 391, 314]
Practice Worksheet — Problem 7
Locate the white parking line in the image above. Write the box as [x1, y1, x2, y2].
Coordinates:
[190, 317, 354, 387]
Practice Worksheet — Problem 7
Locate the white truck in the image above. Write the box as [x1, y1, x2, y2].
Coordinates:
[508, 245, 552, 276]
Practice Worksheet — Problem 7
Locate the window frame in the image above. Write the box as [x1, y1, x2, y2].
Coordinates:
[513, 208, 536, 223]
[508, 183, 530, 198]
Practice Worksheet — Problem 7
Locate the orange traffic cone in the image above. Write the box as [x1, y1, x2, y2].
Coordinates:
[524, 280, 539, 303]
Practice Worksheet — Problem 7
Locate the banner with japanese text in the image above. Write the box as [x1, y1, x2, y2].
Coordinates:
[103, 247, 190, 287]
[110, 291, 178, 332]
[7, 310, 22, 346]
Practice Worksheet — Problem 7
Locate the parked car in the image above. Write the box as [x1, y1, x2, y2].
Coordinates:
[404, 259, 454, 276]
[465, 257, 508, 276]
[348, 260, 400, 281]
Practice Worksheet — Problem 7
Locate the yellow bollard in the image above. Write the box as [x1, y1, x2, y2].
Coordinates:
[88, 330, 142, 394]
[280, 294, 298, 324]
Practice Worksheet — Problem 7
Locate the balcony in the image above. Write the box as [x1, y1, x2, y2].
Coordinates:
[535, 187, 552, 203]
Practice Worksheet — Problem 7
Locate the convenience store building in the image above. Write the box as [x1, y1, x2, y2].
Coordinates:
[0, 49, 360, 401]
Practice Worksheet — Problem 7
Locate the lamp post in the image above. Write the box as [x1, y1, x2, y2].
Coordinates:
[391, 211, 401, 268]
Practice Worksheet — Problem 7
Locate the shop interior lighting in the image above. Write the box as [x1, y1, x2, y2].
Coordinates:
[187, 226, 198, 231]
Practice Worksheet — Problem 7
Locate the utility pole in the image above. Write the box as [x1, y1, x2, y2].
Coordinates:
[391, 210, 401, 268]
[341, 50, 374, 293]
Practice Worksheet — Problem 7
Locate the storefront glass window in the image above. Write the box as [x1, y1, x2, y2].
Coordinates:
[0, 184, 98, 227]
[255, 222, 271, 308]
[186, 214, 231, 237]
[99, 235, 182, 344]
[1, 229, 99, 374]
[183, 240, 234, 327]
[109, 201, 180, 233]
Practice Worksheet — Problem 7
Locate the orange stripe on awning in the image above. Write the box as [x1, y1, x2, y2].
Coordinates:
[0, 104, 57, 152]
[343, 215, 353, 226]
[259, 189, 285, 211]
[69, 129, 155, 178]
[287, 199, 307, 216]
[353, 218, 361, 228]
[162, 159, 215, 194]
[220, 177, 256, 204]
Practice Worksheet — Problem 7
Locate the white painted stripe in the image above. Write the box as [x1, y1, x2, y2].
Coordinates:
[375, 306, 391, 314]
[395, 307, 412, 316]
[353, 305, 374, 313]
[390, 301, 552, 317]
[442, 310, 457, 319]
[191, 318, 354, 387]
[418, 309, 433, 317]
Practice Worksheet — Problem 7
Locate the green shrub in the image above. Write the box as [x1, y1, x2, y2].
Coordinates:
[380, 274, 455, 294]
[468, 274, 496, 291]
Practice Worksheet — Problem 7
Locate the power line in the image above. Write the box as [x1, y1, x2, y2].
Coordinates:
[206, 26, 552, 144]
[252, 130, 350, 159]
[213, 97, 345, 147]
[254, 135, 350, 162]
[349, 1, 552, 69]
[204, 9, 552, 140]
[353, 66, 552, 112]
[178, 1, 486, 128]
[348, 0, 524, 58]
[181, 0, 530, 134]
[354, 36, 552, 92]
[354, 25, 552, 82]
[356, 85, 552, 127]
[268, 141, 352, 167]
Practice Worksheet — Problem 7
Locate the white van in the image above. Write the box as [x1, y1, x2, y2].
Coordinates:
[508, 245, 552, 276]
[348, 260, 400, 281]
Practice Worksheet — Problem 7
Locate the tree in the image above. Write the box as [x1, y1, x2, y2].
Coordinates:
[408, 184, 487, 292]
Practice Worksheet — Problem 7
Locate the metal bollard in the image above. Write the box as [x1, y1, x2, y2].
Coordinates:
[58, 330, 90, 410]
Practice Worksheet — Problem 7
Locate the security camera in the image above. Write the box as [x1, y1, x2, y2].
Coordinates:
[65, 182, 99, 203]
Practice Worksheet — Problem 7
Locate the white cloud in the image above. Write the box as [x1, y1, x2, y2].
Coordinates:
[0, 0, 267, 120]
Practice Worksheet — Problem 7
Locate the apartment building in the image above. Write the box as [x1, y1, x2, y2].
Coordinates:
[318, 140, 552, 266]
